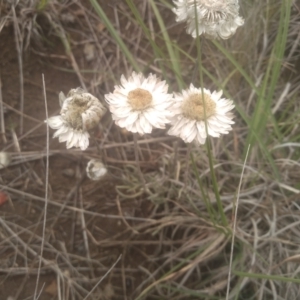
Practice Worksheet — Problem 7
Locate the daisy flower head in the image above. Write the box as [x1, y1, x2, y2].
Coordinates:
[86, 159, 107, 181]
[172, 0, 244, 39]
[46, 88, 106, 151]
[105, 72, 173, 135]
[168, 84, 235, 144]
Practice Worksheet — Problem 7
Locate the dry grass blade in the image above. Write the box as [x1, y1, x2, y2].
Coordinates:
[33, 74, 50, 300]
[225, 145, 250, 300]
[83, 254, 122, 300]
[0, 75, 6, 143]
[11, 4, 24, 136]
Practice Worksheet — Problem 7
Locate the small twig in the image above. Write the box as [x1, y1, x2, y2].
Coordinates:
[11, 128, 21, 153]
[35, 283, 46, 300]
[13, 272, 30, 300]
[172, 140, 179, 180]
[121, 249, 128, 300]
[33, 74, 50, 300]
[12, 5, 24, 135]
[133, 134, 147, 192]
[1, 101, 41, 123]
[225, 145, 250, 300]
[184, 143, 192, 187]
[82, 254, 122, 300]
[78, 184, 96, 281]
[0, 75, 7, 143]
[79, 187, 91, 260]
[55, 24, 87, 90]
[116, 196, 139, 234]
[0, 184, 155, 222]
[0, 217, 65, 282]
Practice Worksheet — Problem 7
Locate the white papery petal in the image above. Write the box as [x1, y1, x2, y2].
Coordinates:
[196, 122, 207, 140]
[135, 118, 144, 134]
[168, 117, 188, 136]
[0, 152, 11, 170]
[196, 132, 207, 144]
[180, 120, 196, 139]
[125, 111, 139, 126]
[207, 123, 221, 137]
[53, 124, 69, 138]
[139, 114, 152, 134]
[116, 118, 129, 129]
[184, 124, 198, 143]
[66, 131, 78, 149]
[78, 132, 90, 150]
[47, 116, 64, 129]
[58, 131, 71, 143]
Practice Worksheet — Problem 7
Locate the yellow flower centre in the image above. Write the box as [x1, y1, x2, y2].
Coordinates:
[127, 88, 153, 111]
[181, 93, 216, 121]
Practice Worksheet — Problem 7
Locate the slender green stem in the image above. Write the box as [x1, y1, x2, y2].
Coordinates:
[133, 134, 147, 192]
[234, 271, 300, 284]
[149, 0, 184, 89]
[194, 1, 227, 226]
[206, 140, 228, 226]
[191, 153, 216, 224]
[89, 0, 140, 71]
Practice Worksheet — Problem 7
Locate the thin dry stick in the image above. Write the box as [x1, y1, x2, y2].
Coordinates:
[12, 6, 24, 135]
[57, 274, 62, 300]
[56, 24, 87, 90]
[0, 75, 6, 143]
[78, 185, 97, 281]
[0, 184, 155, 222]
[79, 187, 91, 260]
[225, 144, 250, 300]
[82, 254, 122, 300]
[35, 283, 46, 300]
[184, 143, 192, 187]
[116, 195, 139, 234]
[133, 133, 147, 192]
[0, 217, 66, 283]
[33, 74, 50, 300]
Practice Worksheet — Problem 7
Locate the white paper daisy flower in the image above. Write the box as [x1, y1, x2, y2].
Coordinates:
[86, 159, 107, 181]
[168, 84, 235, 144]
[46, 88, 106, 151]
[105, 72, 173, 135]
[172, 0, 244, 39]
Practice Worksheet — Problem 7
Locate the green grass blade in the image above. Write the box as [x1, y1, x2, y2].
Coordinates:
[234, 271, 300, 284]
[245, 1, 291, 152]
[89, 0, 140, 71]
[212, 40, 258, 94]
[149, 0, 184, 89]
[191, 153, 217, 224]
[125, 0, 171, 81]
[194, 11, 227, 226]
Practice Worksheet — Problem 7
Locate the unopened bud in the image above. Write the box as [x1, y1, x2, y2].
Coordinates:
[86, 159, 107, 181]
